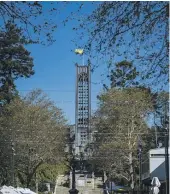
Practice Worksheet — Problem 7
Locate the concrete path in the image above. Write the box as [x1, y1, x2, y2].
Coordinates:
[54, 174, 103, 194]
[77, 187, 103, 194]
[54, 186, 69, 194]
[55, 186, 103, 194]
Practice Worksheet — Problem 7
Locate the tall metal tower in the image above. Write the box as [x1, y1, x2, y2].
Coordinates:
[75, 64, 91, 154]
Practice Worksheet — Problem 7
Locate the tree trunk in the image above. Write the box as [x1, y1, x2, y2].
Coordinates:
[92, 171, 95, 189]
[69, 171, 72, 189]
[16, 176, 19, 187]
[26, 173, 33, 188]
[103, 171, 107, 182]
[129, 152, 135, 192]
[26, 179, 30, 188]
[53, 175, 58, 194]
[35, 173, 38, 194]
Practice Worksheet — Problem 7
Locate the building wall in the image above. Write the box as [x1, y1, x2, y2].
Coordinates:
[142, 147, 170, 182]
[149, 147, 170, 181]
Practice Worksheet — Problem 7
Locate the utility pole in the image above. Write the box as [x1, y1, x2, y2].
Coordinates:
[162, 102, 169, 194]
[65, 145, 79, 194]
[11, 141, 15, 186]
[165, 124, 169, 194]
[69, 155, 79, 194]
[35, 173, 39, 194]
[139, 152, 142, 194]
[138, 136, 142, 194]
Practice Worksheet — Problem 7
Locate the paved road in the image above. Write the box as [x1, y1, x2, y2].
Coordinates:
[55, 176, 103, 194]
[54, 186, 69, 194]
[77, 188, 103, 194]
[55, 186, 103, 194]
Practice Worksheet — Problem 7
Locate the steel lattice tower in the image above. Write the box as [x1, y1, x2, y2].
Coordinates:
[75, 64, 91, 153]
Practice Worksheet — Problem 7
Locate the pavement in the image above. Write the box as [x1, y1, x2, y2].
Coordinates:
[54, 186, 69, 194]
[77, 188, 103, 194]
[54, 176, 103, 194]
[55, 186, 103, 194]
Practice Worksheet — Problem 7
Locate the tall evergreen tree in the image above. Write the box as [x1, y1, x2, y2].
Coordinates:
[0, 22, 34, 103]
[109, 60, 139, 88]
[103, 60, 139, 90]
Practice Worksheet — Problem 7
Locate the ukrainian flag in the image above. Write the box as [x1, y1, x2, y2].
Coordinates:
[75, 49, 84, 55]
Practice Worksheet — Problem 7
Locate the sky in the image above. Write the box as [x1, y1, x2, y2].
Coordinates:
[15, 2, 106, 125]
[13, 2, 168, 125]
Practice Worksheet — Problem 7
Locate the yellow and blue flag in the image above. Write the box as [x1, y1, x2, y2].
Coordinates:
[75, 49, 84, 55]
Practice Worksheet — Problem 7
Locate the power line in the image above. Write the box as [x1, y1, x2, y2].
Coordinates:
[0, 137, 166, 144]
[18, 89, 100, 93]
[0, 130, 168, 134]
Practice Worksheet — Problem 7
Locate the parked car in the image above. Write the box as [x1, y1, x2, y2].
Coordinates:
[103, 181, 130, 194]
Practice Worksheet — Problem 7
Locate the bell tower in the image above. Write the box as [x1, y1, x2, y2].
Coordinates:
[75, 64, 91, 154]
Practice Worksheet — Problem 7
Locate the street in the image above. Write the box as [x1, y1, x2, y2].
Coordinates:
[55, 175, 103, 194]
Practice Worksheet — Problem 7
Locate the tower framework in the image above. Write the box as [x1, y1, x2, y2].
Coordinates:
[75, 64, 91, 152]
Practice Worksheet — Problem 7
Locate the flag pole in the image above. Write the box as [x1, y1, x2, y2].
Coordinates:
[82, 53, 84, 66]
[75, 49, 84, 65]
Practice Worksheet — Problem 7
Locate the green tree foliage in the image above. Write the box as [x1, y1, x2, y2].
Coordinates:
[0, 23, 34, 103]
[106, 60, 139, 89]
[74, 1, 168, 87]
[0, 89, 67, 187]
[36, 163, 69, 183]
[153, 92, 169, 125]
[0, 1, 60, 44]
[152, 91, 169, 147]
[92, 88, 153, 190]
